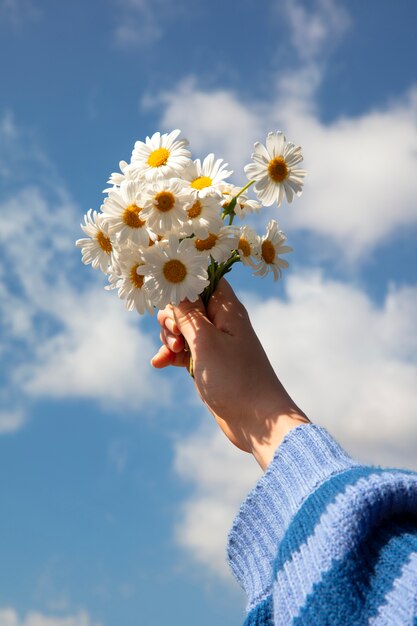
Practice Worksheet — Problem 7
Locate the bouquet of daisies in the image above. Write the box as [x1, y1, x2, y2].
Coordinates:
[76, 129, 305, 315]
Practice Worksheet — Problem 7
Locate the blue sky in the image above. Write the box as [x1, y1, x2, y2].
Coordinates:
[1, 0, 417, 624]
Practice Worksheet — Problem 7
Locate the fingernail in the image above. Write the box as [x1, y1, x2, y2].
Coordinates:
[166, 318, 180, 335]
[167, 335, 177, 351]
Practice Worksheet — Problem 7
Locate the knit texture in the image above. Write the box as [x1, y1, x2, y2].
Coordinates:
[227, 424, 417, 625]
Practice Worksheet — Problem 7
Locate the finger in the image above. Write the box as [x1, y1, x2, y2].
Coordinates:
[151, 345, 175, 368]
[157, 306, 181, 335]
[165, 316, 181, 335]
[151, 344, 190, 369]
[157, 306, 172, 329]
[160, 327, 185, 353]
[207, 278, 250, 335]
[173, 296, 214, 350]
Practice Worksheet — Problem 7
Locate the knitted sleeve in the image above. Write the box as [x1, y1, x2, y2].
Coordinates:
[227, 424, 417, 625]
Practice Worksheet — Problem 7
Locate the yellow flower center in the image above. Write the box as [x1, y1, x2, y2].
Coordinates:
[187, 200, 202, 219]
[268, 156, 289, 183]
[96, 231, 112, 254]
[195, 233, 217, 252]
[261, 240, 276, 264]
[130, 263, 144, 289]
[155, 191, 175, 212]
[163, 259, 187, 284]
[147, 147, 170, 168]
[123, 204, 145, 228]
[191, 176, 213, 190]
[238, 237, 251, 257]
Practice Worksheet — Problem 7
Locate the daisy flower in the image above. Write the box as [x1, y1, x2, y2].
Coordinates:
[220, 184, 262, 219]
[76, 209, 115, 273]
[137, 236, 210, 308]
[107, 249, 154, 315]
[101, 180, 151, 246]
[253, 220, 293, 281]
[127, 129, 191, 182]
[180, 195, 223, 238]
[140, 178, 191, 236]
[182, 154, 233, 198]
[102, 160, 131, 192]
[236, 225, 261, 268]
[191, 225, 238, 264]
[244, 131, 306, 207]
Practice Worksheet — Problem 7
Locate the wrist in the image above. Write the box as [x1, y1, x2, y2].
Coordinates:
[250, 410, 310, 471]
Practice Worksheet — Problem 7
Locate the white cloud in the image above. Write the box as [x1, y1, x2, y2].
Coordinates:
[0, 409, 26, 434]
[247, 273, 417, 466]
[111, 0, 180, 47]
[173, 274, 417, 577]
[155, 75, 417, 261]
[0, 607, 102, 626]
[20, 286, 169, 410]
[0, 186, 76, 301]
[281, 0, 351, 61]
[154, 78, 264, 169]
[0, 118, 172, 433]
[0, 188, 169, 413]
[279, 85, 417, 260]
[113, 18, 161, 47]
[0, 112, 52, 186]
[150, 0, 417, 262]
[173, 420, 261, 579]
[0, 111, 23, 181]
[0, 110, 18, 139]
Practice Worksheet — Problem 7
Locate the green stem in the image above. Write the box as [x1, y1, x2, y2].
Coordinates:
[189, 180, 254, 377]
[185, 338, 194, 379]
[202, 253, 241, 305]
[222, 180, 255, 223]
[216, 251, 240, 278]
[235, 179, 255, 198]
[188, 253, 241, 378]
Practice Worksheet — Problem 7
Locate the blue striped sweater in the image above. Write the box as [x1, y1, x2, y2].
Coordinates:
[227, 425, 417, 625]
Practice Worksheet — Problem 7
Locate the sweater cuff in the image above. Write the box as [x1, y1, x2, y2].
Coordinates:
[226, 424, 357, 611]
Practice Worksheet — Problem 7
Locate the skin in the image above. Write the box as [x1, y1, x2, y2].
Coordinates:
[151, 279, 309, 471]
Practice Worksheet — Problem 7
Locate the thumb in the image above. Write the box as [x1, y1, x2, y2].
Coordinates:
[172, 296, 214, 351]
[207, 278, 250, 336]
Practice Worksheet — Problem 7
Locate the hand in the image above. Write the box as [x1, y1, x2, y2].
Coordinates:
[151, 279, 309, 470]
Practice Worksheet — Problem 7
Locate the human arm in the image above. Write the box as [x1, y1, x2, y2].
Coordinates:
[151, 278, 309, 470]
